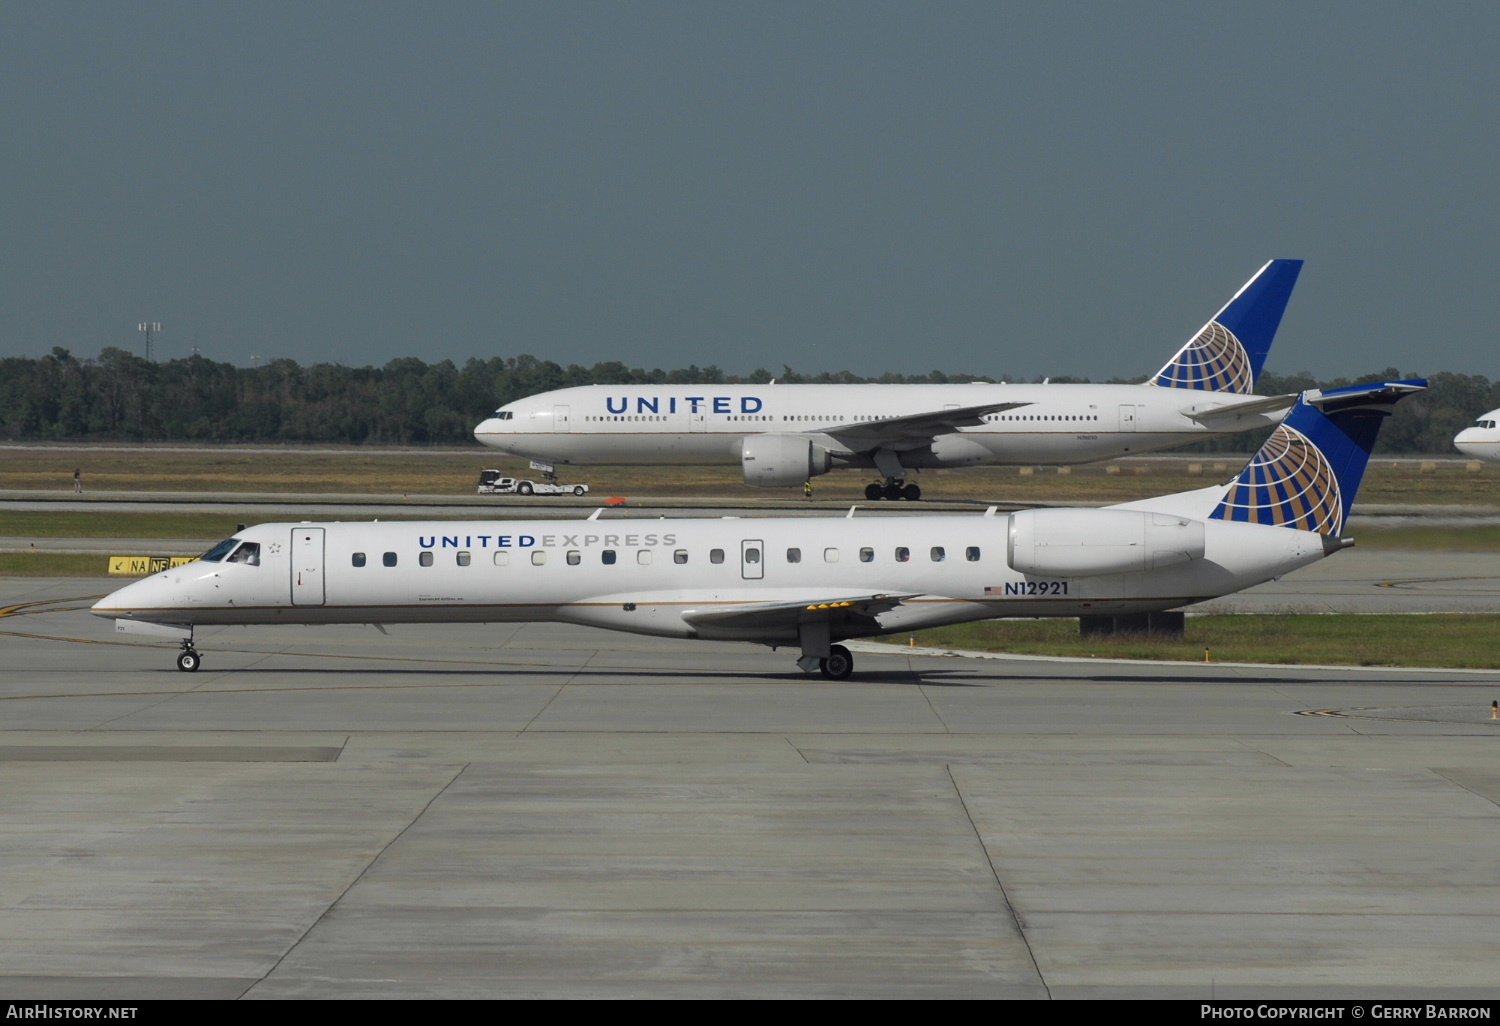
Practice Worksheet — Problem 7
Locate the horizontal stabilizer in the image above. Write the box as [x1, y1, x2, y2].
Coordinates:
[1179, 393, 1297, 425]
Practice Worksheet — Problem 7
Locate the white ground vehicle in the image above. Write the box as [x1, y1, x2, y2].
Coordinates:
[476, 470, 588, 497]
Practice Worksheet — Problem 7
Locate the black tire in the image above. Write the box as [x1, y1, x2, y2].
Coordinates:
[176, 650, 201, 673]
[820, 645, 853, 680]
[518, 482, 533, 495]
[573, 486, 585, 496]
[903, 483, 921, 501]
[883, 484, 903, 501]
[865, 483, 883, 501]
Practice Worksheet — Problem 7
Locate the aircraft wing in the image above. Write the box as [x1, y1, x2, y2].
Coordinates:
[1178, 393, 1297, 426]
[817, 401, 1030, 453]
[681, 593, 917, 634]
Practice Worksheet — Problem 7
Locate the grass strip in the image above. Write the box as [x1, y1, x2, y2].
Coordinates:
[880, 614, 1500, 669]
[0, 553, 119, 577]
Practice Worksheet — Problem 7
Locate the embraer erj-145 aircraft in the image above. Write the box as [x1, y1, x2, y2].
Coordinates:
[1454, 409, 1500, 463]
[96, 378, 1422, 680]
[475, 260, 1305, 500]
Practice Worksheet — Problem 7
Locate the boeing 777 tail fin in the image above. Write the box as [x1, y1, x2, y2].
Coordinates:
[1149, 259, 1304, 393]
[1209, 380, 1426, 535]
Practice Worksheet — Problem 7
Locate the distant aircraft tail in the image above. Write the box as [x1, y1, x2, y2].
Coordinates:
[1148, 259, 1303, 393]
[1208, 380, 1426, 535]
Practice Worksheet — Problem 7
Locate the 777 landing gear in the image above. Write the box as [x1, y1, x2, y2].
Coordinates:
[864, 479, 921, 501]
[176, 637, 201, 673]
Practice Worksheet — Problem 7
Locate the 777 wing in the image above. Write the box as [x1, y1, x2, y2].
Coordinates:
[816, 401, 1031, 457]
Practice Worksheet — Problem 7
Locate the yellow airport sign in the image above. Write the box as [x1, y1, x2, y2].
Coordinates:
[108, 556, 199, 575]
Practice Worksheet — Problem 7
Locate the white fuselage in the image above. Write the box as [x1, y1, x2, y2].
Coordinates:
[472, 383, 1285, 470]
[1454, 408, 1500, 464]
[94, 513, 1331, 646]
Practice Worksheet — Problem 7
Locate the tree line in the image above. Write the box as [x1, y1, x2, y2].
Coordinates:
[0, 346, 1490, 454]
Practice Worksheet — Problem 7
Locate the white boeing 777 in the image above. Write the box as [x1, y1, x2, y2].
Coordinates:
[475, 260, 1304, 499]
[95, 377, 1423, 679]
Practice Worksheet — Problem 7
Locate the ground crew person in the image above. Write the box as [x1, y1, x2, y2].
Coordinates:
[73, 468, 82, 493]
[804, 480, 813, 500]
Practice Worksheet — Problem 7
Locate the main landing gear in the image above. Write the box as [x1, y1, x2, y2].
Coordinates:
[864, 479, 921, 501]
[176, 637, 201, 673]
[796, 644, 854, 680]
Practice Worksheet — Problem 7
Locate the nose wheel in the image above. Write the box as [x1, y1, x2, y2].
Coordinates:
[176, 640, 201, 673]
[864, 479, 921, 501]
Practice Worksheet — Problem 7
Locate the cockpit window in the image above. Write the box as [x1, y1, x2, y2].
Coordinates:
[199, 538, 240, 562]
[226, 542, 261, 566]
[491, 410, 514, 420]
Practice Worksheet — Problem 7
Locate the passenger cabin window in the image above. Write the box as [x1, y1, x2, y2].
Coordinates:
[895, 547, 910, 563]
[567, 551, 581, 565]
[824, 548, 839, 563]
[930, 547, 946, 562]
[710, 549, 725, 564]
[226, 542, 260, 566]
[602, 550, 617, 565]
[493, 551, 509, 566]
[352, 552, 366, 567]
[637, 550, 652, 565]
[786, 547, 801, 563]
[531, 551, 546, 566]
[966, 547, 981, 562]
[419, 551, 434, 567]
[674, 550, 688, 564]
[859, 547, 874, 563]
[383, 552, 397, 567]
[457, 551, 471, 566]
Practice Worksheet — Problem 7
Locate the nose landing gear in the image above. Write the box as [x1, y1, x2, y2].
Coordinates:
[176, 637, 201, 673]
[864, 479, 921, 501]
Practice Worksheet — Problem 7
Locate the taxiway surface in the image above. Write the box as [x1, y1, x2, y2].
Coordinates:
[2, 576, 1499, 999]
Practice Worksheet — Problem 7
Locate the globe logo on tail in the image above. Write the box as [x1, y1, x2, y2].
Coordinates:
[1211, 424, 1343, 535]
[1153, 321, 1254, 393]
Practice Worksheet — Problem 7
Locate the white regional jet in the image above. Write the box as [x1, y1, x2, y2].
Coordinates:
[1454, 409, 1500, 463]
[95, 378, 1423, 680]
[475, 260, 1305, 500]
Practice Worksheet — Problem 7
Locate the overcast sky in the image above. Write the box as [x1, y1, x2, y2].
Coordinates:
[2, 2, 1495, 381]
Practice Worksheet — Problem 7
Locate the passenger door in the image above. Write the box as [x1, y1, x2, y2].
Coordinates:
[291, 528, 325, 606]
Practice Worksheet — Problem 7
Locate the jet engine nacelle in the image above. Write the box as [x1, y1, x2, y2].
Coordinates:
[740, 434, 835, 487]
[1008, 508, 1206, 577]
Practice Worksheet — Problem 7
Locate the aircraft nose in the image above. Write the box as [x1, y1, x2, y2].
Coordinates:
[91, 575, 165, 619]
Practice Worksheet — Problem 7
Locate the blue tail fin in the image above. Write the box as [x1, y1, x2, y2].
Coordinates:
[1210, 380, 1426, 535]
[1150, 259, 1303, 393]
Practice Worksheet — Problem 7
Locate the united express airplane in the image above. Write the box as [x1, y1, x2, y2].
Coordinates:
[475, 260, 1305, 500]
[1454, 409, 1500, 463]
[95, 378, 1423, 680]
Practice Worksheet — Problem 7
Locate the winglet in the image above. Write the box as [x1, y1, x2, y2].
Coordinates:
[1209, 379, 1425, 535]
[1149, 259, 1303, 393]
